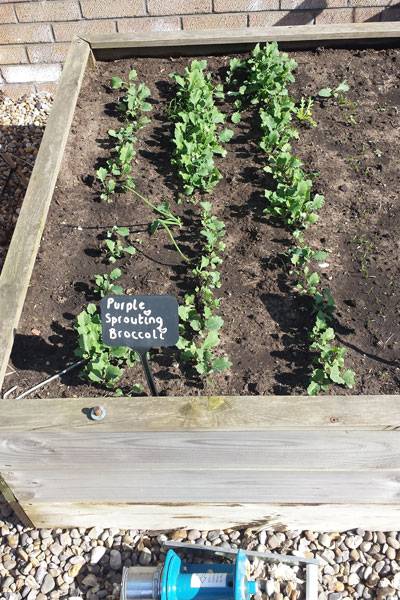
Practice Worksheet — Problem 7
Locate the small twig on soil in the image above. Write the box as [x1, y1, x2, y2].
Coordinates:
[384, 333, 394, 346]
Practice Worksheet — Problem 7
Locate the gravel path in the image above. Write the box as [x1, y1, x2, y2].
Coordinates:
[1, 493, 400, 600]
[1, 95, 400, 600]
[0, 92, 51, 272]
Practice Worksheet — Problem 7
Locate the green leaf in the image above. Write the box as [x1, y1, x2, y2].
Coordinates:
[190, 319, 201, 332]
[87, 303, 97, 315]
[229, 57, 242, 72]
[231, 111, 241, 124]
[195, 362, 206, 375]
[111, 284, 124, 295]
[131, 383, 144, 394]
[329, 364, 345, 385]
[116, 226, 130, 237]
[111, 76, 124, 89]
[105, 364, 122, 382]
[212, 356, 232, 372]
[308, 272, 320, 287]
[307, 381, 321, 396]
[96, 166, 108, 182]
[318, 87, 332, 98]
[336, 80, 349, 94]
[205, 315, 223, 331]
[342, 369, 355, 388]
[128, 69, 138, 81]
[178, 306, 191, 321]
[219, 128, 234, 143]
[203, 330, 219, 350]
[110, 268, 122, 280]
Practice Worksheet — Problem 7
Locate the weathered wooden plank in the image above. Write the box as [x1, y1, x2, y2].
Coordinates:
[1, 431, 400, 504]
[0, 38, 91, 391]
[87, 23, 400, 51]
[5, 466, 400, 504]
[1, 431, 399, 471]
[18, 502, 400, 531]
[1, 395, 400, 432]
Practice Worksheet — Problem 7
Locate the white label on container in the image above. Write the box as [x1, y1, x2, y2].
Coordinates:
[190, 573, 227, 588]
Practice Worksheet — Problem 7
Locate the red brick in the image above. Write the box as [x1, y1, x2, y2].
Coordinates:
[0, 4, 16, 22]
[249, 9, 315, 25]
[53, 19, 116, 42]
[0, 44, 28, 64]
[148, 0, 211, 16]
[0, 82, 36, 99]
[16, 1, 80, 22]
[214, 0, 278, 11]
[354, 6, 382, 20]
[80, 0, 145, 18]
[27, 43, 70, 64]
[183, 12, 247, 30]
[0, 23, 53, 44]
[315, 8, 354, 22]
[117, 16, 181, 32]
[281, 0, 345, 8]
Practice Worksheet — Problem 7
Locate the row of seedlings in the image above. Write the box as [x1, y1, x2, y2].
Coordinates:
[228, 43, 355, 395]
[75, 69, 184, 394]
[169, 60, 233, 376]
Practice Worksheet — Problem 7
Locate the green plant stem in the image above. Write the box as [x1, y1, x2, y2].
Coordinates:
[126, 186, 190, 262]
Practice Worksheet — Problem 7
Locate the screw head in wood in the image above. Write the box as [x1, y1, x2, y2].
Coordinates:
[90, 405, 106, 421]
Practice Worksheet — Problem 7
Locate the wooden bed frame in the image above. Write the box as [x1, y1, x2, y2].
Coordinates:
[0, 23, 399, 530]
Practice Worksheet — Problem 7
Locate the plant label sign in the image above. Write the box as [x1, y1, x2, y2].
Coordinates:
[100, 294, 179, 350]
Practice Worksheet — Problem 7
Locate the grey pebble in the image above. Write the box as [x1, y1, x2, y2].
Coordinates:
[319, 533, 332, 548]
[188, 530, 201, 541]
[82, 573, 98, 587]
[35, 566, 47, 585]
[40, 574, 55, 595]
[207, 530, 221, 542]
[346, 535, 363, 550]
[4, 558, 17, 571]
[109, 549, 122, 570]
[376, 532, 386, 544]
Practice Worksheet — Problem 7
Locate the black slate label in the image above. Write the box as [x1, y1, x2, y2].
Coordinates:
[100, 295, 179, 350]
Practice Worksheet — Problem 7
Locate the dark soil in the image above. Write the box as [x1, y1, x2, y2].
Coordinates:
[5, 47, 400, 398]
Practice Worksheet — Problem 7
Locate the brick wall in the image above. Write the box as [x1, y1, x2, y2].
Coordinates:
[0, 0, 399, 98]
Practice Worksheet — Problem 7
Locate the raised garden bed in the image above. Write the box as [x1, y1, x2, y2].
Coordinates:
[0, 24, 400, 530]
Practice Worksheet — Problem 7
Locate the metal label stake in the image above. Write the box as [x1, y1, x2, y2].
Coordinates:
[139, 351, 158, 396]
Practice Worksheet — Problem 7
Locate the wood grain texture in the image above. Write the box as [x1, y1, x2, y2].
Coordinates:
[17, 502, 400, 531]
[0, 38, 90, 391]
[2, 430, 399, 471]
[1, 430, 400, 504]
[1, 396, 400, 432]
[5, 468, 400, 504]
[86, 23, 400, 50]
